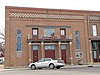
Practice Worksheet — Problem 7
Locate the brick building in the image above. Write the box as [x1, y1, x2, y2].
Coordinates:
[5, 6, 100, 68]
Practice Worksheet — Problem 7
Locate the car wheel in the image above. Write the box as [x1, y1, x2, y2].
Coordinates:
[31, 64, 36, 70]
[56, 66, 60, 69]
[49, 64, 55, 69]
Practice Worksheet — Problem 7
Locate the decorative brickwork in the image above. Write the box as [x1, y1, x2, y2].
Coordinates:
[10, 12, 84, 20]
[89, 16, 100, 20]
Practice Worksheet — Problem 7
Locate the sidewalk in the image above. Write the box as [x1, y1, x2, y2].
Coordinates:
[0, 64, 13, 71]
[0, 64, 100, 72]
[64, 64, 100, 68]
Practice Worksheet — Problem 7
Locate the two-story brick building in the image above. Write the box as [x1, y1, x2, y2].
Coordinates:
[5, 6, 100, 68]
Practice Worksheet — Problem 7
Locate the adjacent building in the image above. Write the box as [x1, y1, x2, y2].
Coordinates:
[5, 6, 100, 68]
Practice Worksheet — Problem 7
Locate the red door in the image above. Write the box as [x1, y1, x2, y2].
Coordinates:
[33, 51, 38, 62]
[61, 45, 67, 64]
[32, 46, 39, 62]
[45, 50, 55, 59]
[61, 50, 66, 64]
[45, 45, 55, 59]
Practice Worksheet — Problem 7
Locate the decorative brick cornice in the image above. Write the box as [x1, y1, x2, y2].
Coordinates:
[10, 12, 84, 20]
[89, 15, 100, 20]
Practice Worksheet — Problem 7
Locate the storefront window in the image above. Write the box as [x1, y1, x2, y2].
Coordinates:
[92, 42, 97, 50]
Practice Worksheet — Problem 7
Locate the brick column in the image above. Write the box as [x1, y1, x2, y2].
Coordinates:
[69, 42, 73, 65]
[89, 40, 93, 64]
[84, 15, 90, 64]
[28, 42, 32, 64]
[58, 42, 61, 59]
[41, 42, 44, 58]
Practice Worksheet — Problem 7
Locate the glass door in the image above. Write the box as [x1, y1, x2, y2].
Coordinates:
[92, 41, 100, 62]
[98, 42, 100, 62]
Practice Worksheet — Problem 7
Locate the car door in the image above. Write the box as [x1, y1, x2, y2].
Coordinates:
[35, 58, 45, 68]
[43, 58, 51, 67]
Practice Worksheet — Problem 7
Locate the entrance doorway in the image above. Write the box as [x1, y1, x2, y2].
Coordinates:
[32, 45, 39, 62]
[61, 44, 67, 64]
[45, 45, 55, 59]
[92, 41, 100, 62]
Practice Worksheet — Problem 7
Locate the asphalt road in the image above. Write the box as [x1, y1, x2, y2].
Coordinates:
[0, 67, 100, 75]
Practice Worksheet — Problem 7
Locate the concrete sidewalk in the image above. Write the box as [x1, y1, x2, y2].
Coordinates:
[0, 64, 100, 72]
[0, 64, 13, 71]
[64, 64, 100, 68]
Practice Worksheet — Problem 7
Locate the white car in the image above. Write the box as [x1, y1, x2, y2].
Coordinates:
[0, 57, 4, 64]
[29, 58, 65, 70]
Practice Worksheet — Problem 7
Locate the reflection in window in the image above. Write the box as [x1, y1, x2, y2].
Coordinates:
[61, 45, 66, 49]
[92, 42, 97, 50]
[45, 45, 55, 50]
[32, 28, 38, 35]
[75, 30, 80, 50]
[16, 29, 22, 51]
[44, 28, 55, 37]
[92, 25, 97, 36]
[32, 46, 39, 50]
[60, 29, 66, 35]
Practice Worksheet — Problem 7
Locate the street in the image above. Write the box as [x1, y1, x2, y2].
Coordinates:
[0, 67, 100, 75]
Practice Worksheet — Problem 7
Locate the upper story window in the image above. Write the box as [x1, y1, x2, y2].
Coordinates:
[16, 29, 22, 52]
[75, 30, 80, 50]
[32, 28, 38, 35]
[60, 29, 66, 35]
[92, 25, 97, 36]
[44, 28, 55, 37]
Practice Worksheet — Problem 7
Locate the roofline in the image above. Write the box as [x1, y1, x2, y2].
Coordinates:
[5, 6, 100, 14]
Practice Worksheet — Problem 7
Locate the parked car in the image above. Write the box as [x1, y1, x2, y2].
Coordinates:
[29, 58, 65, 70]
[0, 58, 3, 64]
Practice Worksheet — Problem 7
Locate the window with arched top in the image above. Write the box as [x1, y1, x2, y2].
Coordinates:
[16, 29, 22, 51]
[75, 30, 80, 50]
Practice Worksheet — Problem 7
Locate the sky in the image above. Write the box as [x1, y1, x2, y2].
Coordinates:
[0, 0, 100, 42]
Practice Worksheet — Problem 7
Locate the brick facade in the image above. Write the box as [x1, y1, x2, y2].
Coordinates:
[5, 6, 100, 68]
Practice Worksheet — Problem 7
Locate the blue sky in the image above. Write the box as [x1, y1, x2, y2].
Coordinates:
[0, 0, 100, 42]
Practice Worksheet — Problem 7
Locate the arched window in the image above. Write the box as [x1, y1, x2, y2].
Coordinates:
[75, 30, 80, 50]
[16, 29, 22, 51]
